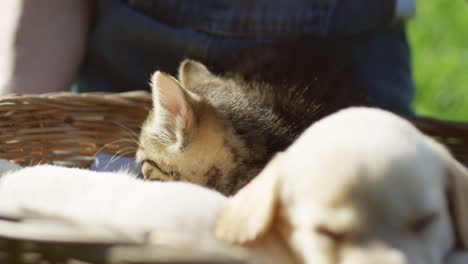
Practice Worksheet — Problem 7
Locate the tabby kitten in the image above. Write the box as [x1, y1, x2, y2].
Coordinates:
[136, 60, 368, 195]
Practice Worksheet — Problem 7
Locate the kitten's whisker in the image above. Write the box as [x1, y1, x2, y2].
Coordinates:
[103, 148, 137, 170]
[113, 147, 137, 158]
[94, 139, 139, 157]
[111, 121, 141, 141]
[115, 151, 137, 160]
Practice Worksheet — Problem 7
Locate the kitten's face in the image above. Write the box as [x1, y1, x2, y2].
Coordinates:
[136, 61, 251, 194]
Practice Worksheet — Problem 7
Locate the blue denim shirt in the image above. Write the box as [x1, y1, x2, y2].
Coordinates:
[124, 0, 395, 37]
[79, 0, 414, 114]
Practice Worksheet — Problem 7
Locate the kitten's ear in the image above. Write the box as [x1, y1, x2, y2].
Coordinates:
[149, 71, 196, 148]
[215, 153, 284, 245]
[178, 59, 216, 88]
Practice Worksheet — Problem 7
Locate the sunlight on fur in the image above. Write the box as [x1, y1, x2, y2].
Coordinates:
[136, 59, 370, 195]
[214, 107, 468, 264]
[0, 107, 467, 264]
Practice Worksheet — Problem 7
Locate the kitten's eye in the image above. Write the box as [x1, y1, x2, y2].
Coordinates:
[315, 225, 345, 243]
[409, 212, 438, 234]
[142, 159, 159, 170]
[141, 159, 180, 180]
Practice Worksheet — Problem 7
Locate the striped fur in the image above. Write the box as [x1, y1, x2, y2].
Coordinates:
[136, 59, 368, 195]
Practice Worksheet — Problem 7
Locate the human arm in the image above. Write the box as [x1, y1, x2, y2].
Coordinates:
[446, 251, 468, 264]
[0, 0, 93, 96]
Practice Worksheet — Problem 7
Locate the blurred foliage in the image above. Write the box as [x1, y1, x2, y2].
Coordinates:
[408, 0, 468, 121]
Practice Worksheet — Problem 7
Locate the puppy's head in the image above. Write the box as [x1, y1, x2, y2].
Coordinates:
[215, 107, 468, 264]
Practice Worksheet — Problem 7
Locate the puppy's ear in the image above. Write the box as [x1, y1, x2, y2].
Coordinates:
[178, 59, 217, 89]
[215, 153, 284, 245]
[445, 152, 468, 249]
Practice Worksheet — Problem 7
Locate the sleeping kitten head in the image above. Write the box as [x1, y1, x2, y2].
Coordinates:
[136, 61, 256, 195]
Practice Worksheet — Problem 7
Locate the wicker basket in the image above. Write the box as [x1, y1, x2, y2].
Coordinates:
[0, 91, 466, 168]
[0, 91, 246, 264]
[0, 91, 152, 168]
[410, 116, 468, 166]
[0, 91, 467, 264]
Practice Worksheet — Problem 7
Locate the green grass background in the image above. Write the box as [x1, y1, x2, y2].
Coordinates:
[408, 0, 468, 121]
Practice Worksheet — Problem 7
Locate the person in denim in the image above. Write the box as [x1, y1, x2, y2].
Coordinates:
[0, 0, 415, 115]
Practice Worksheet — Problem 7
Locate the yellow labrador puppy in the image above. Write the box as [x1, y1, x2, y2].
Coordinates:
[216, 107, 468, 264]
[1, 107, 467, 264]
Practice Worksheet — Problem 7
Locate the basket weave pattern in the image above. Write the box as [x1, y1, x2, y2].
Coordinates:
[0, 91, 467, 168]
[411, 116, 468, 166]
[0, 91, 467, 264]
[0, 91, 152, 168]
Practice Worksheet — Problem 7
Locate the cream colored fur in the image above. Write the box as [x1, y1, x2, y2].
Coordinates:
[215, 107, 468, 264]
[1, 107, 467, 264]
[0, 165, 225, 238]
[0, 162, 292, 263]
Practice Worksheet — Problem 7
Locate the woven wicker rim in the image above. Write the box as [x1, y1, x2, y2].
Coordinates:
[0, 91, 152, 168]
[0, 91, 466, 168]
